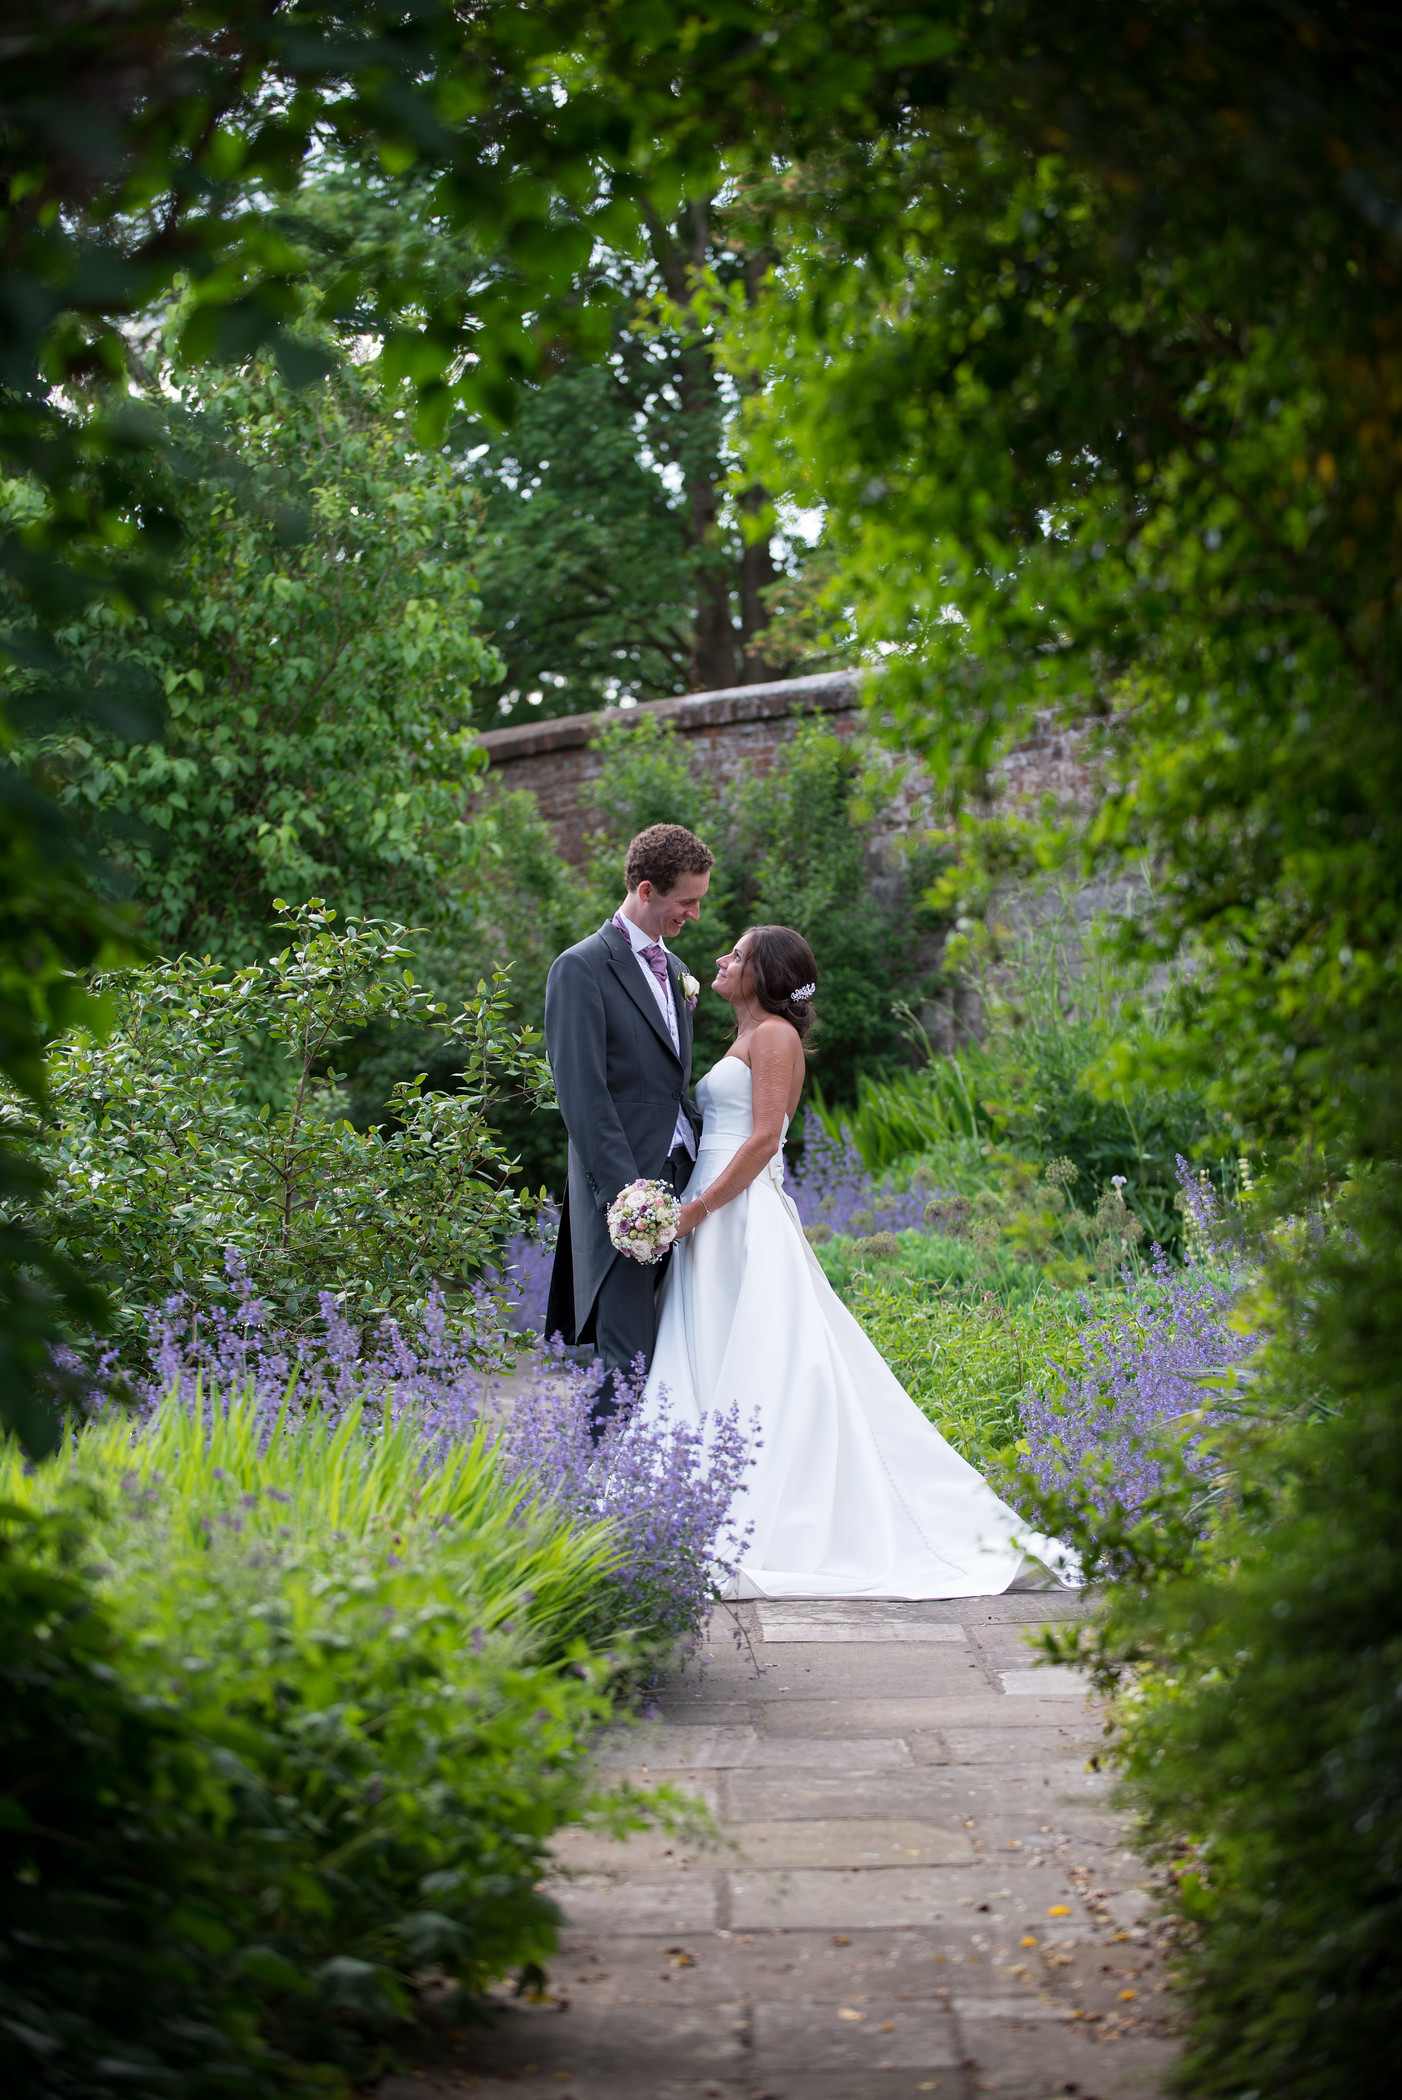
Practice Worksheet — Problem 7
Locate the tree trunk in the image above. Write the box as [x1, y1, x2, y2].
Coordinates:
[689, 483, 739, 689]
[739, 484, 783, 682]
[646, 198, 738, 692]
[738, 250, 783, 683]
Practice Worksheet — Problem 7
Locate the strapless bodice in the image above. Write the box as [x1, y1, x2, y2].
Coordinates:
[694, 1057, 788, 1185]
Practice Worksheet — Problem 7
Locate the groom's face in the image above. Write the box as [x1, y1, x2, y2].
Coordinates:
[635, 870, 710, 940]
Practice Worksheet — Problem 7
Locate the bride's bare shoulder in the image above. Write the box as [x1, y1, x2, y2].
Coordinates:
[751, 1015, 805, 1061]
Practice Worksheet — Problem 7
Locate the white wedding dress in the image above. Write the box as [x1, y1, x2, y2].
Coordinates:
[638, 1056, 1076, 1599]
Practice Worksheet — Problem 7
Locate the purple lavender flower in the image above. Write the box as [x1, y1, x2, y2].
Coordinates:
[127, 1251, 488, 1449]
[491, 1200, 559, 1336]
[494, 1346, 754, 1648]
[1174, 1152, 1223, 1246]
[1022, 1168, 1254, 1515]
[785, 1127, 929, 1238]
[71, 1253, 754, 1655]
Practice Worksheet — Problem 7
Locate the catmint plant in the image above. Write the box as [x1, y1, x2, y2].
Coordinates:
[79, 1259, 753, 1656]
[495, 1345, 755, 1652]
[1020, 1162, 1254, 1515]
[779, 1126, 930, 1237]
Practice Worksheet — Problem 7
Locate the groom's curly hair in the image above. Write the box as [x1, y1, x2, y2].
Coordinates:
[625, 822, 715, 894]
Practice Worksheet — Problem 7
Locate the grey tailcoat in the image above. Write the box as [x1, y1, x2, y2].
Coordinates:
[543, 920, 701, 1344]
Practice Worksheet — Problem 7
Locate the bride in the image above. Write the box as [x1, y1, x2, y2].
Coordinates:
[636, 923, 1075, 1599]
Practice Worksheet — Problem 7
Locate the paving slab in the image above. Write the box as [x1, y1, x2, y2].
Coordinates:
[757, 1599, 971, 1621]
[549, 1824, 726, 1877]
[649, 1699, 758, 1726]
[553, 1927, 961, 2006]
[771, 1768, 1109, 1824]
[933, 1720, 1107, 1754]
[728, 1864, 1096, 1934]
[999, 1669, 1092, 1697]
[381, 2080, 753, 2100]
[754, 2077, 964, 2100]
[760, 1696, 1085, 1739]
[722, 1769, 1005, 1823]
[594, 1725, 758, 1770]
[970, 1808, 1130, 1843]
[757, 1612, 970, 1644]
[601, 1727, 918, 1773]
[752, 1997, 962, 2072]
[732, 1819, 978, 1870]
[978, 1640, 1068, 1667]
[456, 2000, 749, 2077]
[955, 2023, 1177, 2098]
[742, 1592, 1088, 1626]
[374, 1594, 1172, 2100]
[549, 1876, 721, 1933]
[691, 1646, 1003, 1699]
[950, 1995, 1075, 2021]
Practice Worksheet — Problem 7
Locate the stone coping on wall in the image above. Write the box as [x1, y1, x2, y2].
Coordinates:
[474, 668, 866, 766]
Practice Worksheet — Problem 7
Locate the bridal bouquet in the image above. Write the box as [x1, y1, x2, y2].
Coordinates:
[608, 1178, 682, 1264]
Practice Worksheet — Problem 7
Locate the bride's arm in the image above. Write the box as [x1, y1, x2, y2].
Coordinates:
[675, 1022, 799, 1235]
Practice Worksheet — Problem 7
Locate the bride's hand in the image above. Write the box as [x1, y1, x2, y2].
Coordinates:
[674, 1199, 709, 1238]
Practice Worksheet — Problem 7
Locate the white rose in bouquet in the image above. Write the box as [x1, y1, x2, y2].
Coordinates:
[607, 1177, 682, 1264]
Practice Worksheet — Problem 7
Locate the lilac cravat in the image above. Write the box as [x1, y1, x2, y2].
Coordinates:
[612, 910, 671, 996]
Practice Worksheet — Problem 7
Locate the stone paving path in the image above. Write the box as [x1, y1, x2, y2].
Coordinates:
[379, 1594, 1177, 2100]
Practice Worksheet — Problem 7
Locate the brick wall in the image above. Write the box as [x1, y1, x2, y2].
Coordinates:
[476, 671, 863, 860]
[475, 670, 1101, 860]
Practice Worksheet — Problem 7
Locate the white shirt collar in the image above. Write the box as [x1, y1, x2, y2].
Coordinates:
[616, 908, 666, 957]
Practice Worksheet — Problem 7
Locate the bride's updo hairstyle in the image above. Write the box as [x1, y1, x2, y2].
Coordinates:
[742, 925, 819, 1045]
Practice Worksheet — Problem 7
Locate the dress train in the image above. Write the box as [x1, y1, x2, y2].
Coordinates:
[637, 1056, 1076, 1600]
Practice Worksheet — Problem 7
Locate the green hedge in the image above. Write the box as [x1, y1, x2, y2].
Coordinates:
[1029, 1172, 1402, 2100]
[1, 1398, 663, 2095]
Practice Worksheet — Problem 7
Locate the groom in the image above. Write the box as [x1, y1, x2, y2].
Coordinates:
[544, 822, 714, 1433]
